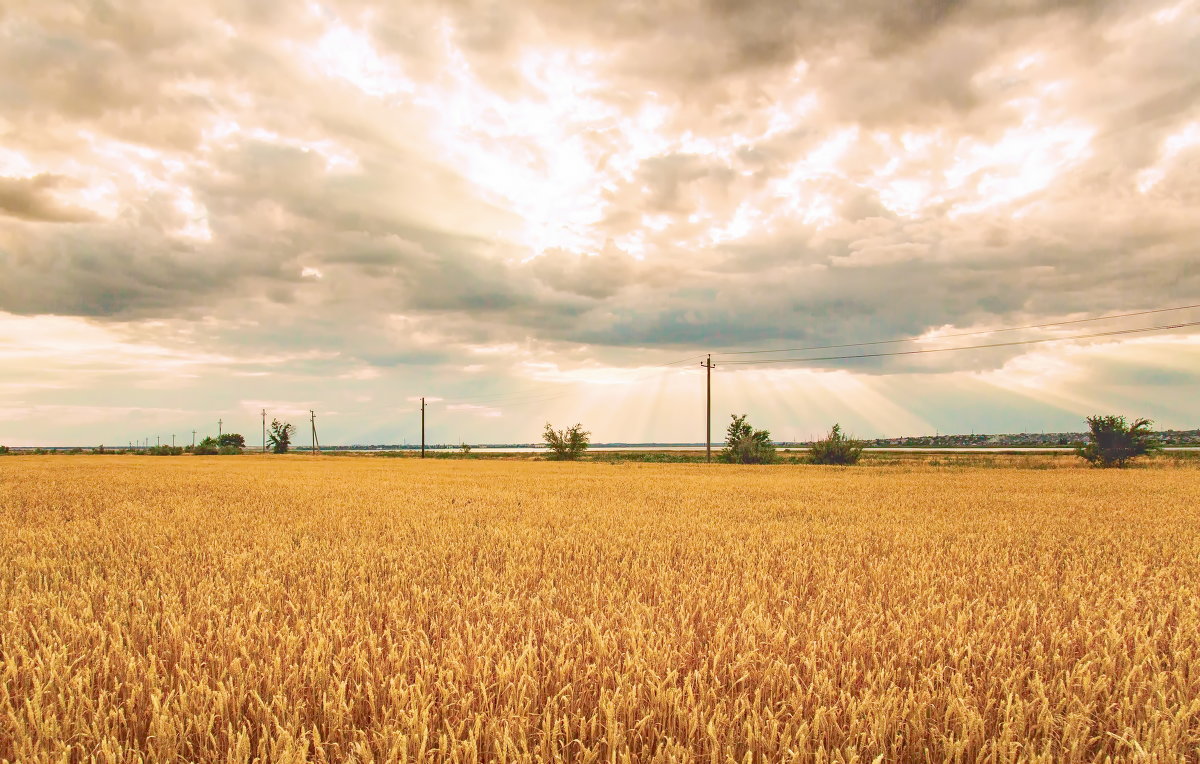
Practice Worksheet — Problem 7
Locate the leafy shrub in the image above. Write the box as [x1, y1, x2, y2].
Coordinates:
[147, 445, 184, 456]
[217, 445, 242, 455]
[543, 423, 590, 460]
[719, 414, 777, 464]
[1075, 415, 1159, 467]
[193, 436, 220, 455]
[268, 420, 295, 454]
[218, 433, 246, 449]
[807, 424, 864, 465]
[0, 445, 9, 455]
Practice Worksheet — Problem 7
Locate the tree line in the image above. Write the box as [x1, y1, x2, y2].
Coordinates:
[539, 414, 1162, 468]
[0, 414, 1163, 467]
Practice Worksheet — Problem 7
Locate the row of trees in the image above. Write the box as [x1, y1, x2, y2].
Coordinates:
[191, 420, 298, 454]
[538, 418, 863, 464]
[718, 416, 864, 465]
[539, 414, 1161, 468]
[0, 414, 1162, 467]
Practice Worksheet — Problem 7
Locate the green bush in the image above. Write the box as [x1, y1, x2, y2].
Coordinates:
[543, 423, 590, 460]
[268, 419, 295, 454]
[147, 445, 184, 456]
[807, 424, 864, 465]
[719, 414, 777, 464]
[218, 433, 246, 449]
[193, 436, 220, 455]
[0, 445, 9, 455]
[1075, 415, 1159, 467]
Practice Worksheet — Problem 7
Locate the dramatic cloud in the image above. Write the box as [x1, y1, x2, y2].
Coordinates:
[1, 0, 1197, 444]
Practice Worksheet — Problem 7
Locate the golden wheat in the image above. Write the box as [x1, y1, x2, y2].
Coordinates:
[2, 456, 1198, 762]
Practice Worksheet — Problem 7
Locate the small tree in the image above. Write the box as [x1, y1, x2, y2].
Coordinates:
[193, 436, 220, 455]
[808, 423, 865, 465]
[218, 433, 246, 450]
[720, 414, 777, 464]
[1076, 415, 1159, 467]
[543, 423, 590, 460]
[0, 445, 9, 455]
[460, 442, 472, 456]
[268, 419, 295, 454]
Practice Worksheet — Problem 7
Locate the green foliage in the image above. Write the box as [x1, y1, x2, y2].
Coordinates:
[598, 451, 709, 464]
[460, 442, 472, 456]
[218, 433, 246, 449]
[1075, 415, 1159, 467]
[268, 419, 295, 454]
[0, 445, 9, 455]
[807, 424, 865, 466]
[543, 423, 590, 460]
[720, 414, 777, 464]
[218, 445, 242, 455]
[147, 445, 184, 456]
[193, 436, 220, 455]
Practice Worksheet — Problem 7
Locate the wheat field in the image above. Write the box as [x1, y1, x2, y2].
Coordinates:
[2, 456, 1198, 762]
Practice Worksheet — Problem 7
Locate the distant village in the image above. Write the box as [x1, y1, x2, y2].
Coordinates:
[842, 429, 1200, 449]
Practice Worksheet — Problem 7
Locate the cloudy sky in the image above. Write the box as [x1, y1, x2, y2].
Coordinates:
[1, 0, 1198, 447]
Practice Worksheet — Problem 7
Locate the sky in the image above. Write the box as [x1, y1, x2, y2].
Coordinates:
[1, 0, 1198, 447]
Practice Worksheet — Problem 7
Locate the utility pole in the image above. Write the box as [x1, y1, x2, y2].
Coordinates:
[701, 354, 715, 462]
[191, 430, 196, 448]
[421, 397, 426, 458]
[156, 436, 160, 447]
[261, 409, 266, 453]
[310, 410, 319, 455]
[218, 419, 223, 439]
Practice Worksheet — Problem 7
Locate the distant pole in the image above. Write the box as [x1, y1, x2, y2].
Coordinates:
[171, 434, 175, 448]
[156, 436, 160, 447]
[218, 419, 223, 439]
[701, 355, 715, 462]
[191, 430, 196, 448]
[310, 410, 319, 455]
[421, 397, 426, 458]
[261, 409, 266, 453]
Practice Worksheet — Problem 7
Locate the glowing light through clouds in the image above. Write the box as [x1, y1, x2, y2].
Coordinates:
[0, 0, 1198, 445]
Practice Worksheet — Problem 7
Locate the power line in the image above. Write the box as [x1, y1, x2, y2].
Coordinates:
[714, 303, 1200, 357]
[721, 320, 1200, 366]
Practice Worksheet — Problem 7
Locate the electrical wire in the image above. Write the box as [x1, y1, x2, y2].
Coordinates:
[714, 303, 1200, 356]
[720, 320, 1200, 366]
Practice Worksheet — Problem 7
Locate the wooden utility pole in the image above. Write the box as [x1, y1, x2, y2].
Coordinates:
[702, 354, 715, 462]
[218, 419, 223, 439]
[191, 430, 196, 448]
[261, 409, 266, 453]
[420, 397, 426, 458]
[310, 410, 319, 455]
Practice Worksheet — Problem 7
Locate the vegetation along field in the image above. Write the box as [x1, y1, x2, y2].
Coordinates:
[2, 456, 1199, 762]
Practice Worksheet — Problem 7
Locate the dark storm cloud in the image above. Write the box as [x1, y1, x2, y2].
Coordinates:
[0, 175, 98, 222]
